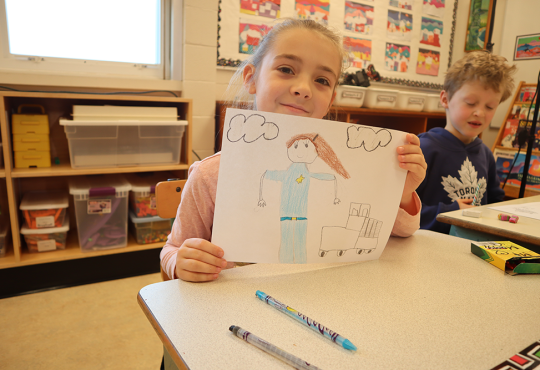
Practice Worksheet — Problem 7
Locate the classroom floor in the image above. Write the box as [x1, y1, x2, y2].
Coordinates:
[0, 273, 164, 370]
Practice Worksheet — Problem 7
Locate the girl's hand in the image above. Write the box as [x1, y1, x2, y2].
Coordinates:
[258, 199, 266, 207]
[456, 198, 474, 209]
[397, 133, 427, 215]
[175, 238, 229, 282]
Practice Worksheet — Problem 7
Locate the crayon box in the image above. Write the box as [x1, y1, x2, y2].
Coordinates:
[471, 241, 540, 275]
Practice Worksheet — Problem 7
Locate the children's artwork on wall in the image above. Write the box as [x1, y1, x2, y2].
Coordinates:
[464, 0, 493, 52]
[420, 17, 442, 47]
[387, 10, 412, 41]
[239, 20, 273, 54]
[218, 0, 458, 89]
[416, 48, 439, 76]
[212, 108, 408, 264]
[389, 0, 412, 11]
[295, 0, 330, 24]
[422, 0, 445, 18]
[344, 1, 374, 35]
[241, 0, 281, 19]
[385, 43, 410, 72]
[344, 36, 372, 69]
[514, 34, 540, 61]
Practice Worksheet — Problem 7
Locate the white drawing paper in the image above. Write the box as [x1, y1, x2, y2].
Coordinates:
[212, 108, 409, 263]
[489, 202, 540, 221]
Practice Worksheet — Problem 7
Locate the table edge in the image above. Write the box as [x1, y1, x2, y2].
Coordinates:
[137, 291, 190, 370]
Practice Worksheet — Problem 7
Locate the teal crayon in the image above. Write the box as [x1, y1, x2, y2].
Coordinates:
[229, 325, 322, 370]
[256, 290, 357, 351]
[472, 182, 482, 206]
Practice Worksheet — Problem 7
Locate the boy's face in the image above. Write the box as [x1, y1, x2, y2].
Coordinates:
[242, 28, 340, 119]
[441, 80, 503, 145]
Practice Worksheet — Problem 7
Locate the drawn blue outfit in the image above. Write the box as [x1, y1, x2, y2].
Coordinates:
[265, 163, 335, 263]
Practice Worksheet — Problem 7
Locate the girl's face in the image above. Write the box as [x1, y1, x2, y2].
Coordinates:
[243, 28, 341, 119]
[287, 139, 318, 164]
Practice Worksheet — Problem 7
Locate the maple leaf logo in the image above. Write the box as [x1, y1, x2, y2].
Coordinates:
[441, 158, 486, 202]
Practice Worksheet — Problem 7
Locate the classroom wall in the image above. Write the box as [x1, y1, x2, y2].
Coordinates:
[216, 0, 540, 152]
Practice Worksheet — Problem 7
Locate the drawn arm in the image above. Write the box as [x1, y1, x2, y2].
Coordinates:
[311, 173, 340, 204]
[258, 171, 267, 207]
[333, 177, 340, 205]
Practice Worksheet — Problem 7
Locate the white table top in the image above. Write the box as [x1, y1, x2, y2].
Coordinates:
[138, 230, 540, 370]
[436, 195, 540, 245]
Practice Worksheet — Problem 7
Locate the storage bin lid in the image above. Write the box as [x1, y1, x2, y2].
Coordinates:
[72, 105, 178, 120]
[69, 175, 131, 197]
[21, 218, 69, 234]
[59, 118, 188, 126]
[129, 211, 170, 224]
[126, 172, 176, 193]
[20, 191, 69, 210]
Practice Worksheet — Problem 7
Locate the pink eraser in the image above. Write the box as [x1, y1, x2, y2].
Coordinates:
[498, 213, 510, 221]
[509, 215, 519, 224]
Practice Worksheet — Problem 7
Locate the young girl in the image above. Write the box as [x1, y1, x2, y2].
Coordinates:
[161, 19, 427, 282]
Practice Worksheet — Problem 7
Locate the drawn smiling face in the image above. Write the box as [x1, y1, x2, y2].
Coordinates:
[287, 139, 318, 164]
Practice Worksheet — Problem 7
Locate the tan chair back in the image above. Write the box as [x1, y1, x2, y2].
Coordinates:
[156, 179, 187, 281]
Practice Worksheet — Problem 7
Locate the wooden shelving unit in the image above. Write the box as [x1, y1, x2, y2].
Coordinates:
[0, 91, 192, 269]
[491, 81, 539, 199]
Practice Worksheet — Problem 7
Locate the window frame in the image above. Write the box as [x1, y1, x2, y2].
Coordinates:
[0, 0, 174, 80]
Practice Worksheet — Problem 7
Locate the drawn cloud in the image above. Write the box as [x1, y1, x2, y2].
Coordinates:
[227, 114, 279, 143]
[347, 125, 392, 151]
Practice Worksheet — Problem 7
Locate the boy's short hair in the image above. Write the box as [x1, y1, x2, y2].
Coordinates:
[444, 50, 517, 102]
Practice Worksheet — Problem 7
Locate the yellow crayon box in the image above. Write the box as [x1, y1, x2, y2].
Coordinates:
[471, 241, 540, 275]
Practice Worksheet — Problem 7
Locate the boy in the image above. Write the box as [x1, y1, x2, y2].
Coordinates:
[417, 50, 517, 233]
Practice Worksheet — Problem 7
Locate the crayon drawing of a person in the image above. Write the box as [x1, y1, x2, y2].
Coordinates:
[258, 133, 350, 263]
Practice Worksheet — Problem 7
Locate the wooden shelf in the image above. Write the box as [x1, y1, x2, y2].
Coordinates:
[11, 163, 190, 178]
[0, 232, 165, 269]
[331, 105, 446, 119]
[0, 91, 192, 270]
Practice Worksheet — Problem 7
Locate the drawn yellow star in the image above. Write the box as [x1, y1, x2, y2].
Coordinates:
[296, 174, 305, 184]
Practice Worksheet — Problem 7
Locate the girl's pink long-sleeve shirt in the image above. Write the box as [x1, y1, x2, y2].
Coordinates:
[160, 153, 422, 280]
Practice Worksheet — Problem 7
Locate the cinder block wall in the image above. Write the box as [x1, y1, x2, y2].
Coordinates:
[182, 0, 220, 162]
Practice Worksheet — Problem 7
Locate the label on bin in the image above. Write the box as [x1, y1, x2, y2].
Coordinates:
[87, 199, 112, 214]
[36, 216, 55, 228]
[37, 239, 56, 252]
[342, 91, 363, 99]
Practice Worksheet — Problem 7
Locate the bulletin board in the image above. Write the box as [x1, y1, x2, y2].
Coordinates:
[217, 0, 458, 90]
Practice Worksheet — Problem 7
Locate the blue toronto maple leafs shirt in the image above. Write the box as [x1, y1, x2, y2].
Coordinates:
[417, 127, 505, 233]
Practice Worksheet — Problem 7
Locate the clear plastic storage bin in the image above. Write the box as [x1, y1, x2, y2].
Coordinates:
[334, 86, 367, 107]
[20, 218, 69, 253]
[126, 172, 175, 218]
[363, 88, 398, 109]
[20, 191, 69, 229]
[395, 92, 427, 111]
[69, 175, 131, 252]
[423, 94, 445, 112]
[129, 212, 172, 244]
[59, 118, 187, 168]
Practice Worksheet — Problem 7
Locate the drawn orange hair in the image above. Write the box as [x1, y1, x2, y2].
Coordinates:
[286, 133, 350, 179]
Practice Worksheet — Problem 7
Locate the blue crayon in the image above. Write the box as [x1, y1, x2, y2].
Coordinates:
[256, 290, 357, 351]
